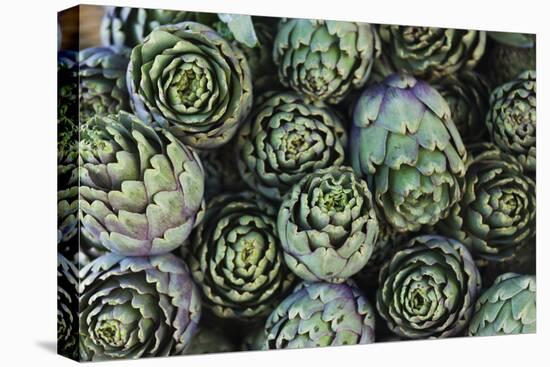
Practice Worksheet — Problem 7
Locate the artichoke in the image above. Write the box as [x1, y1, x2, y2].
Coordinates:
[265, 281, 375, 349]
[378, 26, 486, 81]
[468, 273, 536, 336]
[57, 254, 79, 360]
[350, 74, 467, 232]
[101, 6, 194, 48]
[486, 70, 536, 172]
[79, 112, 205, 256]
[184, 327, 236, 355]
[188, 191, 295, 320]
[436, 143, 535, 262]
[128, 22, 253, 149]
[237, 91, 347, 201]
[433, 72, 491, 143]
[79, 253, 201, 360]
[273, 19, 380, 104]
[377, 235, 481, 339]
[58, 51, 79, 259]
[79, 46, 131, 121]
[278, 166, 379, 283]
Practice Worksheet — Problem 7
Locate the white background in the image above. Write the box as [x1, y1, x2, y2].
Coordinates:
[0, 0, 546, 365]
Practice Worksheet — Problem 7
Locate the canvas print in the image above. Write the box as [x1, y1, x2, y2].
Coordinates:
[57, 4, 536, 362]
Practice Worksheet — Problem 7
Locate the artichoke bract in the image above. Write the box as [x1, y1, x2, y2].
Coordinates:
[433, 72, 491, 143]
[378, 26, 486, 81]
[237, 91, 347, 201]
[188, 191, 295, 320]
[101, 7, 194, 48]
[79, 112, 205, 256]
[278, 166, 379, 283]
[350, 74, 467, 232]
[128, 22, 253, 149]
[437, 143, 535, 262]
[79, 254, 201, 360]
[377, 235, 481, 339]
[57, 254, 79, 361]
[79, 46, 131, 121]
[486, 70, 536, 172]
[273, 19, 380, 104]
[265, 281, 375, 349]
[468, 273, 535, 336]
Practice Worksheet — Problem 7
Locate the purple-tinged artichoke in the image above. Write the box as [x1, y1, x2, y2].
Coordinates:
[273, 19, 380, 104]
[79, 254, 201, 360]
[278, 166, 379, 283]
[377, 235, 481, 339]
[79, 112, 205, 256]
[350, 74, 467, 232]
[486, 70, 536, 172]
[127, 22, 253, 149]
[265, 281, 375, 349]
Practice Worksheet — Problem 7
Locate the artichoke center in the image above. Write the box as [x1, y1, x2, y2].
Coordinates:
[96, 320, 125, 347]
[241, 239, 258, 263]
[320, 187, 350, 212]
[284, 132, 309, 158]
[174, 68, 204, 106]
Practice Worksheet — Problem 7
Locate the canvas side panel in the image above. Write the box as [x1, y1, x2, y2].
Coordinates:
[57, 5, 80, 362]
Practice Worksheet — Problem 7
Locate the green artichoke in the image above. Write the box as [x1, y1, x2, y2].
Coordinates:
[350, 74, 467, 232]
[486, 70, 536, 172]
[57, 186, 78, 258]
[436, 143, 535, 262]
[184, 327, 236, 355]
[377, 235, 481, 339]
[237, 91, 347, 201]
[273, 19, 380, 104]
[433, 72, 491, 143]
[265, 281, 375, 349]
[188, 191, 295, 320]
[79, 46, 131, 121]
[468, 273, 535, 336]
[278, 166, 379, 283]
[378, 26, 486, 81]
[101, 6, 194, 48]
[79, 112, 205, 256]
[57, 254, 79, 360]
[79, 254, 201, 360]
[128, 22, 253, 149]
